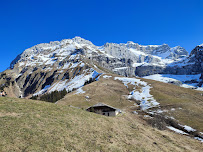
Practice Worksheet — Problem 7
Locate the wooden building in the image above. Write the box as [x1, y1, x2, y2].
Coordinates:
[86, 103, 121, 116]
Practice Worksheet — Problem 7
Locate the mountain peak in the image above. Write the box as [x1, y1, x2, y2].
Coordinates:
[71, 36, 94, 46]
[72, 36, 85, 41]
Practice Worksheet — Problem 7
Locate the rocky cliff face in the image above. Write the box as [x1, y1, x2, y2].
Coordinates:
[0, 37, 201, 97]
[188, 45, 203, 71]
[96, 41, 188, 77]
[164, 44, 203, 75]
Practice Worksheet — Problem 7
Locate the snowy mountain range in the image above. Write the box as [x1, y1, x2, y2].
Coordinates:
[10, 37, 188, 71]
[0, 37, 202, 98]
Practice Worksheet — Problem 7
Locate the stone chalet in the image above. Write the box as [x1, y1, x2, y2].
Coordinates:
[86, 103, 121, 116]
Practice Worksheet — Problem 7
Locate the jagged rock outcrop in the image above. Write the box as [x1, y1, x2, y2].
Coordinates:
[165, 44, 203, 75]
[98, 41, 188, 77]
[135, 65, 165, 77]
[188, 45, 203, 71]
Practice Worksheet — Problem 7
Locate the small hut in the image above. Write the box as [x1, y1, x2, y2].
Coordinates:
[86, 103, 121, 116]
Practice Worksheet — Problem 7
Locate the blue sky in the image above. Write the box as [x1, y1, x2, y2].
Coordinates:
[0, 0, 203, 72]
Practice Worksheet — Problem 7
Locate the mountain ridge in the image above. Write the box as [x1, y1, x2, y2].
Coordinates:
[9, 36, 188, 71]
[0, 37, 202, 99]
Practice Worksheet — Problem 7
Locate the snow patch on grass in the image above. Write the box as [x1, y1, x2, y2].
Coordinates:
[143, 74, 203, 91]
[194, 137, 203, 142]
[182, 125, 196, 132]
[133, 111, 138, 114]
[167, 126, 189, 135]
[75, 88, 86, 94]
[114, 77, 147, 88]
[114, 77, 159, 110]
[103, 75, 112, 79]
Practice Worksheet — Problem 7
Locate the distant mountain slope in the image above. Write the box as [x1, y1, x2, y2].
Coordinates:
[165, 44, 203, 75]
[0, 37, 103, 98]
[143, 74, 203, 91]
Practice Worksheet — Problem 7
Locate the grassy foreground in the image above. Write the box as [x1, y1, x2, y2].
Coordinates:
[0, 97, 202, 152]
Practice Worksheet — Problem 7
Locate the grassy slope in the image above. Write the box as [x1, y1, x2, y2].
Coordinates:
[0, 97, 202, 152]
[58, 74, 134, 110]
[59, 74, 203, 133]
[142, 78, 203, 132]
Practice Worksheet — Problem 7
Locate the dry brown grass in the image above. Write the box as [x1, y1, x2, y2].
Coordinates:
[58, 74, 134, 110]
[59, 74, 203, 135]
[141, 78, 203, 132]
[0, 97, 202, 152]
[0, 112, 21, 117]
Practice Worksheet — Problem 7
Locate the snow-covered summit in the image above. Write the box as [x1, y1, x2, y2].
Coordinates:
[8, 36, 193, 81]
[10, 37, 98, 69]
[10, 37, 188, 71]
[71, 36, 94, 45]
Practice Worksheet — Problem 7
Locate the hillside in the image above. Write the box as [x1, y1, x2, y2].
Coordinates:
[142, 78, 203, 132]
[57, 74, 203, 140]
[0, 97, 202, 152]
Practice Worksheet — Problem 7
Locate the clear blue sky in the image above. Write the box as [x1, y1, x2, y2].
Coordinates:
[0, 0, 203, 72]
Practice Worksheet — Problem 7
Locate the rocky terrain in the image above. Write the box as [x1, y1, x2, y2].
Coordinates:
[165, 44, 203, 75]
[0, 37, 202, 98]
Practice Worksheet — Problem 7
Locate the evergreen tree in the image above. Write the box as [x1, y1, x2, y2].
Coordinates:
[37, 89, 68, 103]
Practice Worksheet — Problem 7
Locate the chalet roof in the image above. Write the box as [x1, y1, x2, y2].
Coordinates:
[86, 103, 119, 111]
